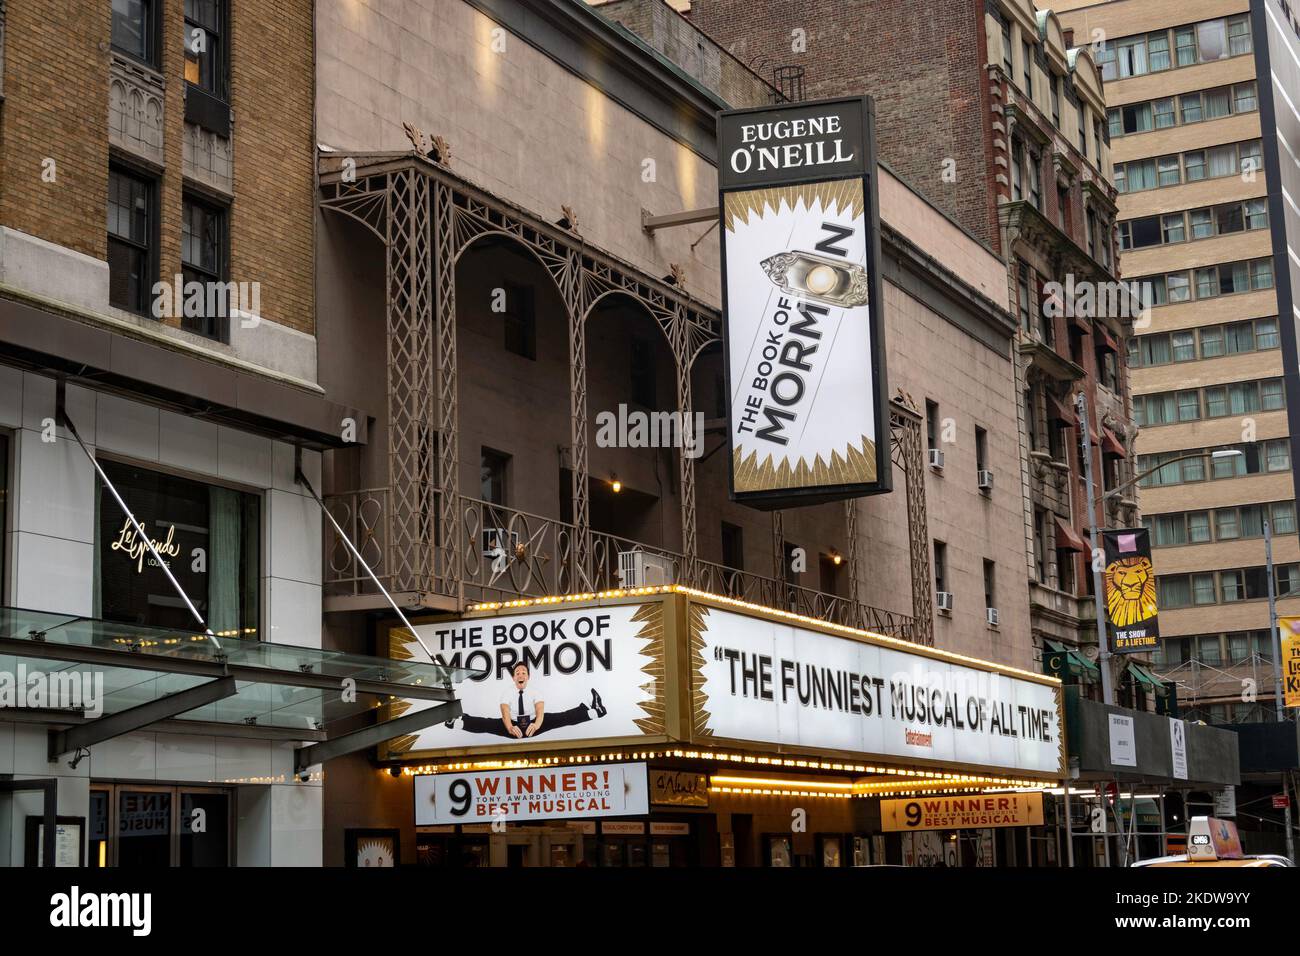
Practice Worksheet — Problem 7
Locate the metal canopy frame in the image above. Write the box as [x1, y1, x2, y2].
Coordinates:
[319, 151, 932, 644]
[48, 676, 238, 763]
[294, 699, 462, 774]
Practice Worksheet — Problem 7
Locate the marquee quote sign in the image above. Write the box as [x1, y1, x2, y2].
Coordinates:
[692, 604, 1064, 776]
[717, 96, 890, 506]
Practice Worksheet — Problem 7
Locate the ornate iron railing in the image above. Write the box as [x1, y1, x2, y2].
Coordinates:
[323, 490, 917, 640]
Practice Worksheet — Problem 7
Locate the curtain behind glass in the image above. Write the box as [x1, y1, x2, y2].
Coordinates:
[209, 486, 241, 638]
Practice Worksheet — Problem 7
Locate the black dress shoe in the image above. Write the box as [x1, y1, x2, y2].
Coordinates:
[590, 688, 607, 718]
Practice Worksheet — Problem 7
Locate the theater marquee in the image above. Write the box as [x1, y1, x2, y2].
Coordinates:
[384, 591, 1064, 782]
[717, 96, 889, 506]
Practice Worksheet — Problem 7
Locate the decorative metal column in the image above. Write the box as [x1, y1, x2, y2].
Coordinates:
[673, 303, 698, 584]
[845, 498, 863, 630]
[432, 180, 460, 599]
[565, 251, 591, 590]
[890, 400, 932, 646]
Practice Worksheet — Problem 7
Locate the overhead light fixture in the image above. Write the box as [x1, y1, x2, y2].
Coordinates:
[610, 475, 622, 493]
[1210, 449, 1244, 459]
[830, 550, 843, 566]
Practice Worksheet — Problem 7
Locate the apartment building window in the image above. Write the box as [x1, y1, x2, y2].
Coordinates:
[630, 337, 656, 408]
[112, 0, 158, 65]
[1017, 262, 1032, 333]
[1050, 74, 1061, 126]
[721, 521, 744, 571]
[184, 0, 227, 99]
[1022, 40, 1033, 95]
[1024, 389, 1039, 451]
[1057, 185, 1069, 230]
[1032, 509, 1047, 582]
[1134, 256, 1274, 309]
[1102, 15, 1251, 80]
[983, 560, 996, 615]
[933, 540, 948, 595]
[1138, 439, 1289, 485]
[1028, 150, 1042, 210]
[975, 426, 988, 474]
[1077, 103, 1087, 156]
[108, 166, 157, 316]
[1002, 21, 1013, 75]
[1115, 139, 1262, 193]
[480, 448, 509, 505]
[181, 194, 229, 341]
[502, 284, 536, 360]
[926, 399, 939, 452]
[1145, 502, 1294, 545]
[1011, 138, 1024, 201]
[1161, 564, 1300, 608]
[1128, 317, 1279, 368]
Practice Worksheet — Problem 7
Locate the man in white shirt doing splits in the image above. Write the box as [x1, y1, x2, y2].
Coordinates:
[447, 661, 607, 738]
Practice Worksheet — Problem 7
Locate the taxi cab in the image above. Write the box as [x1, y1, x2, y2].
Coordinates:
[1131, 816, 1293, 867]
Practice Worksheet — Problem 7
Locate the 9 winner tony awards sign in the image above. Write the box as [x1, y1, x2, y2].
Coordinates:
[717, 96, 889, 506]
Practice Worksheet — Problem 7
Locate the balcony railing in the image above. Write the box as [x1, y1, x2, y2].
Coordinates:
[323, 492, 917, 641]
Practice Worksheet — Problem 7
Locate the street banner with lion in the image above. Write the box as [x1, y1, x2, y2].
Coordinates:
[1102, 528, 1159, 653]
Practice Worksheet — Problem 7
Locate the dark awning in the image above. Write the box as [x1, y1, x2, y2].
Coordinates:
[1046, 392, 1078, 427]
[1054, 515, 1090, 553]
[1102, 427, 1126, 458]
[1098, 326, 1122, 354]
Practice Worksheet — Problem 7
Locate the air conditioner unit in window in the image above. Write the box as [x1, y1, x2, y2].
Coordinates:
[618, 550, 676, 588]
[482, 528, 520, 558]
[987, 607, 1000, 627]
[929, 448, 945, 471]
[936, 590, 953, 612]
[978, 469, 994, 491]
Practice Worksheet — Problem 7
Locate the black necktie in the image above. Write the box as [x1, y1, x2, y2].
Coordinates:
[518, 690, 525, 717]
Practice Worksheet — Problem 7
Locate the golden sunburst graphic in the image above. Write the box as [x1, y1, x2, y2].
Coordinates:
[724, 181, 865, 232]
[1104, 556, 1158, 627]
[733, 436, 876, 492]
[688, 604, 714, 737]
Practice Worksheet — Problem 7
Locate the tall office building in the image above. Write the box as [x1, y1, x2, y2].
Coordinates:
[1057, 1, 1296, 723]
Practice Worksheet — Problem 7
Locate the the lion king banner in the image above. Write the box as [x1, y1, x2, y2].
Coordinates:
[1102, 528, 1160, 653]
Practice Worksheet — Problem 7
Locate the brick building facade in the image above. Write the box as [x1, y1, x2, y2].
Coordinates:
[688, 0, 1144, 695]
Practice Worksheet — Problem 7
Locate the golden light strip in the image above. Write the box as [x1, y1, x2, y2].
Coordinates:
[711, 786, 853, 800]
[393, 747, 1054, 794]
[466, 584, 1059, 684]
[711, 775, 855, 792]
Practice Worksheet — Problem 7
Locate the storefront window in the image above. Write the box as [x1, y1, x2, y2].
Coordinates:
[96, 460, 260, 638]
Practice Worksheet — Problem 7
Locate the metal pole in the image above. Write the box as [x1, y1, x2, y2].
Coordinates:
[1062, 787, 1075, 868]
[1077, 393, 1115, 705]
[1267, 519, 1284, 718]
[294, 462, 446, 679]
[1285, 769, 1297, 865]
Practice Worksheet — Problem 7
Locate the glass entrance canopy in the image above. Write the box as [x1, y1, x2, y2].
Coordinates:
[0, 607, 480, 734]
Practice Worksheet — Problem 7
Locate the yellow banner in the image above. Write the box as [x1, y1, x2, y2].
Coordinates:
[1280, 617, 1300, 709]
[881, 792, 1044, 832]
